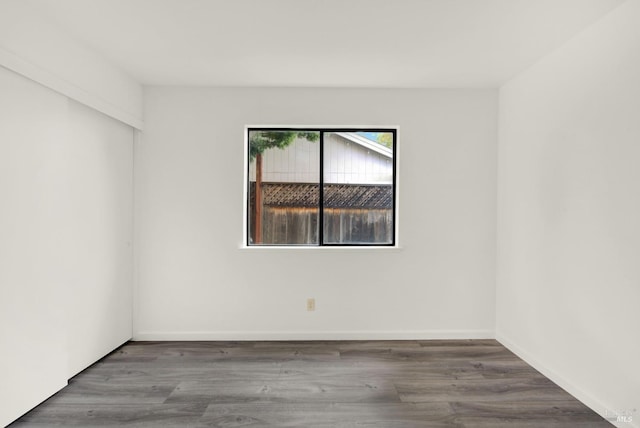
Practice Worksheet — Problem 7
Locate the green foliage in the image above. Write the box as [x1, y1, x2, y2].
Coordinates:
[249, 131, 319, 160]
[355, 131, 394, 149]
[376, 133, 393, 149]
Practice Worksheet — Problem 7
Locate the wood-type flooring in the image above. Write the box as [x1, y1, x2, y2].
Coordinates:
[9, 340, 613, 427]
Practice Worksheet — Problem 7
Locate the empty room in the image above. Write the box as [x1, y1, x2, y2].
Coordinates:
[1, 0, 638, 426]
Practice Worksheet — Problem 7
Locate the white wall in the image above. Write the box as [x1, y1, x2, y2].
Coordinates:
[0, 66, 134, 426]
[0, 65, 69, 428]
[65, 100, 134, 377]
[497, 0, 640, 425]
[0, 0, 143, 129]
[135, 87, 498, 340]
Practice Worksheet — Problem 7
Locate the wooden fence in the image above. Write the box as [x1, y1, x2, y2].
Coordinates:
[250, 182, 393, 245]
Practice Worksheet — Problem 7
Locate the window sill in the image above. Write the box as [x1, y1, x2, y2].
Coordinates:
[239, 245, 402, 252]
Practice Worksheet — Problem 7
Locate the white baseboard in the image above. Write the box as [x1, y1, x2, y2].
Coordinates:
[496, 332, 638, 428]
[134, 329, 494, 341]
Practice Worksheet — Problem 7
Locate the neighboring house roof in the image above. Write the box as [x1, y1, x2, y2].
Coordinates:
[259, 183, 392, 209]
[334, 132, 393, 159]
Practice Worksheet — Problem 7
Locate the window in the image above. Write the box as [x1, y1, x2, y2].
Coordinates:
[247, 128, 396, 246]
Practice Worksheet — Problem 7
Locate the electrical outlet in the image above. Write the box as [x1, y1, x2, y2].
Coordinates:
[307, 298, 315, 311]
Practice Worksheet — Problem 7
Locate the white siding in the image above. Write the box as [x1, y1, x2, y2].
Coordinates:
[249, 133, 392, 184]
[325, 133, 393, 184]
[249, 136, 319, 183]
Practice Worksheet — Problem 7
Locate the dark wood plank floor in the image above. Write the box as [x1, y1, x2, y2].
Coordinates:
[9, 340, 612, 427]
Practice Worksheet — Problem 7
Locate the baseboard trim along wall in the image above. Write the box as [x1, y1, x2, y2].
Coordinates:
[134, 330, 495, 341]
[496, 333, 638, 428]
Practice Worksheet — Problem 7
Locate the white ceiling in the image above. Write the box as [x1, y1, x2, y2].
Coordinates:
[28, 0, 624, 88]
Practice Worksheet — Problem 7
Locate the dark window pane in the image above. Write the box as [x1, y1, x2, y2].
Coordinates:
[322, 132, 394, 244]
[248, 130, 320, 245]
